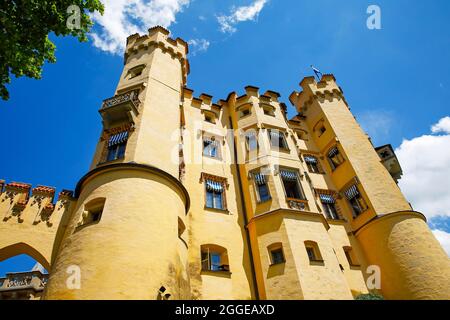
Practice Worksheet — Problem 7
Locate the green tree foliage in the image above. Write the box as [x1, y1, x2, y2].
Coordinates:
[0, 0, 104, 100]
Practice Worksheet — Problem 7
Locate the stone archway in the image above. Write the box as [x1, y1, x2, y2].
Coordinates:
[0, 243, 50, 271]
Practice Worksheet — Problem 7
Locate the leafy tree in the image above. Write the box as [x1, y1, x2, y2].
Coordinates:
[0, 0, 104, 100]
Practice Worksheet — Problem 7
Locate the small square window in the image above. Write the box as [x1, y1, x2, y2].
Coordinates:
[270, 249, 285, 265]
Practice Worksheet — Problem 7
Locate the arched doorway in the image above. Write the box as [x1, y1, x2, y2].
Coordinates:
[0, 243, 49, 300]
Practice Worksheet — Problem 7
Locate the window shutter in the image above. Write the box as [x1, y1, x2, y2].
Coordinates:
[108, 131, 129, 147]
[253, 173, 267, 186]
[206, 180, 224, 193]
[344, 185, 359, 200]
[328, 147, 339, 158]
[280, 170, 298, 181]
[319, 194, 335, 204]
[304, 155, 318, 164]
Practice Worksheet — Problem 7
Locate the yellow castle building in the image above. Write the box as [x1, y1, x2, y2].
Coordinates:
[0, 26, 449, 300]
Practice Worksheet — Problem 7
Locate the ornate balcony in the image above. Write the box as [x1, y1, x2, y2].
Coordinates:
[286, 198, 310, 211]
[99, 89, 141, 128]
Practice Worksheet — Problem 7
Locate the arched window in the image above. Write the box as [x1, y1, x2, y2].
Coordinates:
[200, 244, 229, 272]
[267, 243, 285, 265]
[304, 241, 323, 262]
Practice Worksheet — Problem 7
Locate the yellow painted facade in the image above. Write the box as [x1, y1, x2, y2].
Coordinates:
[0, 27, 449, 300]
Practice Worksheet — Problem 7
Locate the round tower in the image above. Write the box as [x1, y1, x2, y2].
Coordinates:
[43, 27, 191, 299]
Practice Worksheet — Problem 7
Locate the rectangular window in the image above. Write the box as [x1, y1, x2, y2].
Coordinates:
[344, 184, 367, 217]
[253, 172, 271, 203]
[270, 249, 285, 265]
[205, 179, 225, 210]
[203, 138, 219, 158]
[268, 129, 288, 150]
[304, 155, 321, 174]
[280, 170, 304, 200]
[328, 146, 344, 170]
[106, 131, 128, 162]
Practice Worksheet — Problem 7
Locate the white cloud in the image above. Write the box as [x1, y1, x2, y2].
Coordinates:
[395, 116, 450, 220]
[217, 0, 268, 34]
[187, 39, 210, 56]
[431, 116, 450, 134]
[90, 0, 190, 54]
[432, 230, 450, 256]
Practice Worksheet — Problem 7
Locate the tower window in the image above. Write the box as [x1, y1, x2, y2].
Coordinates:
[205, 179, 225, 210]
[253, 171, 271, 203]
[127, 64, 145, 79]
[268, 129, 289, 150]
[268, 243, 285, 265]
[77, 198, 105, 229]
[106, 131, 129, 162]
[327, 146, 344, 170]
[304, 241, 323, 263]
[201, 245, 229, 272]
[203, 138, 220, 158]
[304, 155, 322, 174]
[280, 169, 304, 200]
[318, 194, 339, 220]
[344, 184, 368, 217]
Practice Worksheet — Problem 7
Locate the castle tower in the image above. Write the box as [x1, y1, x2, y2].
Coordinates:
[289, 75, 450, 299]
[43, 27, 191, 299]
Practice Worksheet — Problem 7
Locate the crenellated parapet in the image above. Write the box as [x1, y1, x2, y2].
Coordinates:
[0, 180, 75, 226]
[289, 74, 349, 114]
[125, 26, 190, 85]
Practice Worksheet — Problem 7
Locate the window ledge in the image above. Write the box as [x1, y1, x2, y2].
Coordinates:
[309, 259, 325, 265]
[204, 206, 230, 214]
[269, 261, 285, 267]
[200, 270, 232, 278]
[256, 198, 272, 204]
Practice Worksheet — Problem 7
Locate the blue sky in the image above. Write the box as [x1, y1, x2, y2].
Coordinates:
[1, 0, 450, 276]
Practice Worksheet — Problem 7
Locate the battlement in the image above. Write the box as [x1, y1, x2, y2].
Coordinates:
[290, 74, 347, 113]
[0, 180, 75, 225]
[125, 26, 190, 84]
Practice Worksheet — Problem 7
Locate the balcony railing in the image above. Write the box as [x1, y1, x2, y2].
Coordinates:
[0, 271, 48, 291]
[99, 90, 141, 128]
[101, 89, 140, 110]
[286, 198, 310, 211]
